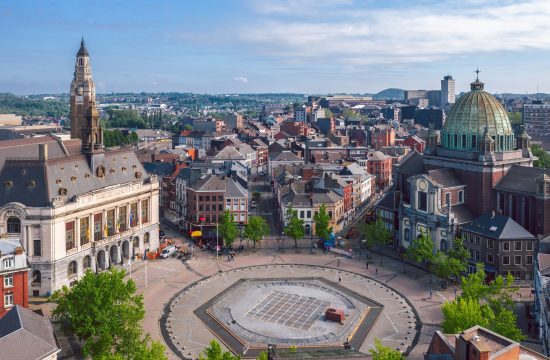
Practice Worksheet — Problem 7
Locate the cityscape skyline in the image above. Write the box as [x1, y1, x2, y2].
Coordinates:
[1, 0, 550, 95]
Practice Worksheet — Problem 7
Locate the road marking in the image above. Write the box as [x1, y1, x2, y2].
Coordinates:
[436, 292, 447, 300]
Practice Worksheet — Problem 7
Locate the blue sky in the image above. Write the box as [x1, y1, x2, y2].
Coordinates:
[1, 0, 550, 95]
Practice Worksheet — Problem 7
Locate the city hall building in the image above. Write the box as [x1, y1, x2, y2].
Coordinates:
[0, 40, 160, 295]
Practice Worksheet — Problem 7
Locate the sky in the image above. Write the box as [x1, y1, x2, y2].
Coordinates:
[1, 0, 550, 95]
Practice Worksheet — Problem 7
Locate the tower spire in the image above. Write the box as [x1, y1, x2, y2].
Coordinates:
[475, 68, 481, 81]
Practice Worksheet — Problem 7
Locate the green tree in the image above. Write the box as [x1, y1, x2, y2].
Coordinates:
[256, 351, 268, 360]
[284, 205, 305, 248]
[49, 268, 166, 359]
[244, 215, 269, 250]
[341, 108, 356, 119]
[532, 144, 550, 169]
[105, 107, 147, 128]
[405, 230, 434, 264]
[460, 263, 516, 309]
[441, 298, 492, 333]
[369, 338, 405, 360]
[323, 108, 333, 118]
[183, 124, 193, 131]
[359, 216, 392, 264]
[431, 252, 466, 285]
[198, 340, 239, 360]
[448, 238, 470, 265]
[218, 211, 239, 248]
[313, 204, 332, 241]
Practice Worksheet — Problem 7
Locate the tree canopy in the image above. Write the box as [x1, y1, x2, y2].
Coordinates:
[219, 211, 239, 248]
[405, 230, 434, 264]
[284, 205, 305, 248]
[441, 263, 525, 341]
[369, 338, 405, 360]
[313, 204, 332, 241]
[105, 107, 147, 128]
[198, 340, 239, 360]
[244, 215, 269, 249]
[359, 216, 392, 250]
[103, 129, 139, 147]
[532, 144, 550, 169]
[49, 268, 166, 359]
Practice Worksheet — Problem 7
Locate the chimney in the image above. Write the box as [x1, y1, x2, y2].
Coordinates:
[38, 143, 48, 161]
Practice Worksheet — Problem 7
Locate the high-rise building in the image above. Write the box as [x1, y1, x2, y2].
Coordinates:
[523, 102, 550, 137]
[440, 75, 456, 106]
[70, 38, 96, 140]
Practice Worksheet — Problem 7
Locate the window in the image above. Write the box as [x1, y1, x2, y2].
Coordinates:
[487, 238, 494, 249]
[526, 256, 533, 265]
[106, 209, 115, 237]
[144, 232, 150, 245]
[240, 200, 246, 211]
[199, 196, 203, 201]
[4, 293, 13, 308]
[503, 255, 510, 265]
[218, 204, 223, 211]
[130, 203, 138, 227]
[118, 206, 127, 232]
[141, 199, 149, 223]
[527, 242, 533, 251]
[404, 228, 410, 243]
[306, 211, 311, 219]
[218, 196, 223, 201]
[458, 190, 464, 203]
[445, 193, 451, 206]
[4, 274, 13, 287]
[66, 221, 75, 250]
[471, 135, 477, 149]
[503, 242, 510, 251]
[462, 134, 467, 148]
[418, 191, 427, 211]
[475, 250, 480, 262]
[514, 242, 522, 251]
[514, 255, 522, 265]
[240, 213, 245, 222]
[94, 213, 103, 241]
[328, 211, 333, 219]
[68, 261, 77, 278]
[487, 253, 494, 263]
[300, 211, 304, 219]
[80, 217, 90, 245]
[32, 270, 41, 286]
[7, 217, 21, 234]
[475, 236, 480, 246]
[33, 239, 41, 257]
[205, 196, 210, 201]
[2, 257, 14, 269]
[83, 256, 91, 270]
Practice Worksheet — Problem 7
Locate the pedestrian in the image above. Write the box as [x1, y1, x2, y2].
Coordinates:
[338, 276, 342, 282]
[429, 289, 433, 300]
[366, 261, 369, 269]
[375, 268, 378, 275]
[453, 287, 457, 298]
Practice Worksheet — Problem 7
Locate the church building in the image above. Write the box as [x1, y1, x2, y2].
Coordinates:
[0, 40, 160, 296]
[380, 74, 549, 263]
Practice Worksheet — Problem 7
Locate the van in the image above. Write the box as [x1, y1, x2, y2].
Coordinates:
[159, 246, 176, 259]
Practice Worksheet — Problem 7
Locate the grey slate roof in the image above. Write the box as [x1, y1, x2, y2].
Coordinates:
[271, 151, 302, 162]
[462, 212, 536, 240]
[213, 146, 246, 160]
[189, 174, 246, 197]
[426, 168, 463, 188]
[376, 189, 396, 210]
[0, 148, 149, 208]
[495, 165, 550, 194]
[143, 162, 175, 176]
[0, 136, 81, 170]
[396, 150, 424, 174]
[0, 305, 60, 360]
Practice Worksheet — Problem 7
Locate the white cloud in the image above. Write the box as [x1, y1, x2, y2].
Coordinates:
[240, 0, 550, 66]
[234, 76, 249, 83]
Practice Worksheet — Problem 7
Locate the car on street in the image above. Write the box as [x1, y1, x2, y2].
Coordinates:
[159, 246, 176, 259]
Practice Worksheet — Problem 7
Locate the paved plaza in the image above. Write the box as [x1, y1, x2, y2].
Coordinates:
[121, 225, 459, 360]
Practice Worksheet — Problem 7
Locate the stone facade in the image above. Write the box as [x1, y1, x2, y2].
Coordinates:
[70, 39, 96, 140]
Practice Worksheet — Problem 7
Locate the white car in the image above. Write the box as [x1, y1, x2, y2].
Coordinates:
[159, 246, 176, 259]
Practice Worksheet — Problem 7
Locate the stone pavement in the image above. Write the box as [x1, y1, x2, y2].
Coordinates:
[128, 224, 453, 360]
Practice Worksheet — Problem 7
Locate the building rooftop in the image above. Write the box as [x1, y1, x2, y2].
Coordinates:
[461, 212, 536, 240]
[0, 305, 60, 360]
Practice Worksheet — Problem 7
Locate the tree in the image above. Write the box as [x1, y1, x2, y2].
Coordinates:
[313, 204, 332, 241]
[244, 215, 269, 250]
[218, 211, 239, 248]
[359, 216, 392, 264]
[49, 268, 166, 359]
[183, 124, 193, 131]
[431, 251, 467, 287]
[405, 230, 434, 264]
[284, 205, 304, 248]
[441, 298, 492, 333]
[532, 144, 550, 169]
[441, 263, 525, 341]
[369, 338, 405, 360]
[198, 340, 239, 360]
[448, 238, 470, 265]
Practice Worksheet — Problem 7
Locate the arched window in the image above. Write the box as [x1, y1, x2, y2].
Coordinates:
[83, 256, 91, 271]
[144, 232, 150, 245]
[68, 261, 77, 278]
[7, 217, 21, 234]
[458, 190, 464, 203]
[32, 270, 41, 286]
[404, 228, 410, 243]
[440, 239, 447, 251]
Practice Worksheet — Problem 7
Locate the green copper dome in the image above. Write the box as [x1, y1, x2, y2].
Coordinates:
[442, 78, 514, 152]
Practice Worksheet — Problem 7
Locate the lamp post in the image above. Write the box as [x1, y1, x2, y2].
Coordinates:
[281, 231, 285, 253]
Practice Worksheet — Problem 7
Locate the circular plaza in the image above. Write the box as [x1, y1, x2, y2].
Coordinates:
[161, 264, 420, 359]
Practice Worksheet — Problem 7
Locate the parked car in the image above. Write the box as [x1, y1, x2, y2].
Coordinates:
[159, 246, 176, 259]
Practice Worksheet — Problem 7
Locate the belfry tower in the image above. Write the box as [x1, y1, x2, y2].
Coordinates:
[70, 38, 96, 139]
